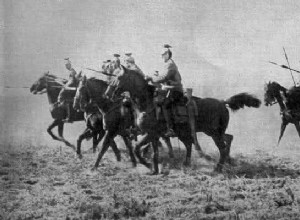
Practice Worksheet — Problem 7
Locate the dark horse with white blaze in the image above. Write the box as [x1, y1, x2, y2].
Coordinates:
[30, 72, 98, 150]
[104, 67, 261, 174]
[73, 76, 138, 167]
[264, 81, 300, 144]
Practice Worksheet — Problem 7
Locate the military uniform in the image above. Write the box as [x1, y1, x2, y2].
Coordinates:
[124, 53, 145, 77]
[152, 45, 183, 137]
[57, 59, 78, 122]
[58, 67, 77, 103]
[152, 58, 183, 92]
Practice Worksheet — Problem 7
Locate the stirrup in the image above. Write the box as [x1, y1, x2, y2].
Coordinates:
[165, 129, 176, 137]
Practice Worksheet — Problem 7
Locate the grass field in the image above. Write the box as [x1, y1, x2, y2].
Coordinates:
[1, 92, 300, 219]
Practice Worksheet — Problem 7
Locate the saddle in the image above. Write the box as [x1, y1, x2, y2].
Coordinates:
[153, 89, 198, 124]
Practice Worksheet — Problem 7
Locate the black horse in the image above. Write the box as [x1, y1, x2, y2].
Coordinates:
[73, 76, 138, 167]
[30, 72, 85, 148]
[264, 81, 300, 144]
[105, 66, 261, 174]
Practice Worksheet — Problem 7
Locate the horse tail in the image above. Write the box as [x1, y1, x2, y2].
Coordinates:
[224, 93, 261, 112]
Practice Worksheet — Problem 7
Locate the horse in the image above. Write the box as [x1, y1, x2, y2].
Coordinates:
[264, 81, 300, 144]
[30, 72, 87, 149]
[73, 76, 138, 167]
[104, 66, 261, 174]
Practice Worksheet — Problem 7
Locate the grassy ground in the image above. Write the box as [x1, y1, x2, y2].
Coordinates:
[1, 140, 300, 220]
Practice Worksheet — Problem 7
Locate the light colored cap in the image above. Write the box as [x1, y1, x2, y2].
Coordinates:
[124, 56, 135, 64]
[161, 44, 172, 55]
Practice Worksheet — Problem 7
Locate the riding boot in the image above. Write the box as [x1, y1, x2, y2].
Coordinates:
[162, 105, 176, 137]
[64, 103, 73, 123]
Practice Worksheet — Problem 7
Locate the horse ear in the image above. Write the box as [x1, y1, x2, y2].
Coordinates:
[77, 70, 82, 79]
[82, 75, 87, 83]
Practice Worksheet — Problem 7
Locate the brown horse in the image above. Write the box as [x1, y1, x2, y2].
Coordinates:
[105, 66, 261, 174]
[30, 72, 85, 149]
[73, 76, 137, 167]
[264, 81, 300, 144]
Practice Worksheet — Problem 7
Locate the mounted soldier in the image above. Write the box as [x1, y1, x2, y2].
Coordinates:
[146, 44, 183, 137]
[57, 58, 79, 123]
[101, 59, 112, 81]
[124, 53, 145, 77]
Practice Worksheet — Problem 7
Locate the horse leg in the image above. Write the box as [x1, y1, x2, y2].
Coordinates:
[161, 136, 174, 158]
[294, 121, 300, 138]
[278, 120, 288, 146]
[57, 121, 74, 149]
[92, 130, 105, 153]
[47, 119, 61, 140]
[92, 131, 111, 170]
[223, 133, 233, 164]
[109, 139, 121, 162]
[141, 143, 151, 158]
[178, 136, 193, 167]
[135, 134, 152, 169]
[123, 136, 137, 167]
[151, 137, 160, 175]
[187, 104, 203, 156]
[211, 134, 227, 172]
[76, 128, 93, 159]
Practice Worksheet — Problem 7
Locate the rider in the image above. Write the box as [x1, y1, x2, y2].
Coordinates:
[58, 58, 78, 123]
[124, 53, 145, 77]
[146, 44, 183, 137]
[101, 59, 112, 82]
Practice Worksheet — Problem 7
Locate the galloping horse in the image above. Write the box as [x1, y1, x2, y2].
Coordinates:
[105, 67, 261, 174]
[73, 76, 137, 167]
[30, 72, 85, 148]
[264, 81, 300, 144]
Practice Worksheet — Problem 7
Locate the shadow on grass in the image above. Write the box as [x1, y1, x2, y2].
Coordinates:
[222, 153, 300, 179]
[157, 147, 300, 179]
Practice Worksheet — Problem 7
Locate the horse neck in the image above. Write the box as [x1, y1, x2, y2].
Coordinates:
[46, 85, 61, 105]
[134, 88, 155, 113]
[86, 79, 113, 112]
[274, 90, 287, 111]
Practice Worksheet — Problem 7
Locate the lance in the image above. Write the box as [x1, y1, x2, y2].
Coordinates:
[86, 68, 116, 77]
[283, 47, 296, 86]
[3, 86, 30, 89]
[268, 61, 300, 74]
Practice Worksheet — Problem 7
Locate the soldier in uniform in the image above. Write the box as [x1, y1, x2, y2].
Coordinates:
[58, 58, 78, 122]
[124, 53, 145, 77]
[146, 45, 183, 137]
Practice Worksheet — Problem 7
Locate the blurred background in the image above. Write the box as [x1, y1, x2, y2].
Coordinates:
[1, 0, 300, 158]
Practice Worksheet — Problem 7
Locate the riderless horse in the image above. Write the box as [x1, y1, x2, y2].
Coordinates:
[104, 66, 261, 174]
[264, 81, 300, 144]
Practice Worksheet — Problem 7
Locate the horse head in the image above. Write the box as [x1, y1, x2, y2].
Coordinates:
[104, 65, 147, 100]
[30, 71, 51, 94]
[264, 81, 287, 106]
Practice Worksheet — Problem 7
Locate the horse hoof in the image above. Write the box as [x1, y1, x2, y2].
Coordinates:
[77, 154, 83, 159]
[147, 171, 159, 175]
[132, 162, 137, 168]
[226, 157, 235, 166]
[214, 164, 223, 173]
[91, 167, 97, 172]
[183, 161, 191, 167]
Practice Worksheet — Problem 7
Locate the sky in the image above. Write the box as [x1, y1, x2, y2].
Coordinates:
[2, 0, 300, 98]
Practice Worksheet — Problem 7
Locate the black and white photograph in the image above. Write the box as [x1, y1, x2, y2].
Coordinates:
[1, 0, 300, 219]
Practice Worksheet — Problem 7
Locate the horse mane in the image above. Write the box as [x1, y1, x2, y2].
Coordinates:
[87, 77, 108, 85]
[121, 65, 155, 99]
